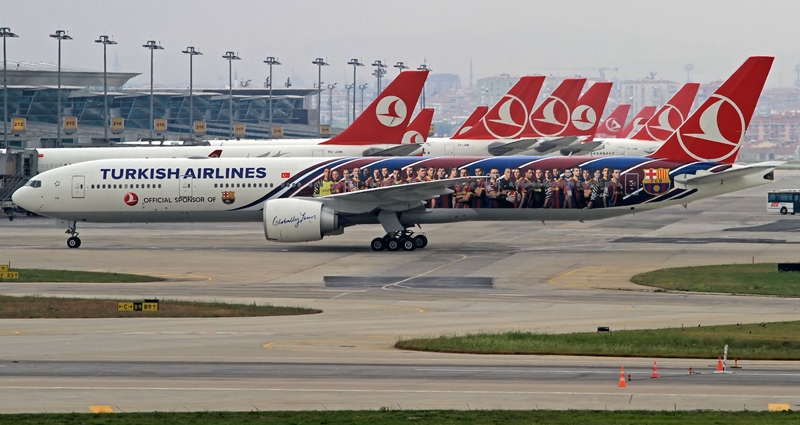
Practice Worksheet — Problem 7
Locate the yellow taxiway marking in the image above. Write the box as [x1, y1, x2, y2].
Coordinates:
[88, 405, 113, 413]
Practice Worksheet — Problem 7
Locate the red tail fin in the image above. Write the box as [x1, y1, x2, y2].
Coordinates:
[402, 108, 434, 144]
[631, 82, 700, 142]
[595, 104, 631, 138]
[522, 78, 585, 137]
[566, 81, 612, 139]
[650, 56, 773, 164]
[322, 69, 428, 145]
[620, 106, 657, 138]
[454, 106, 489, 136]
[208, 149, 222, 158]
[454, 75, 546, 140]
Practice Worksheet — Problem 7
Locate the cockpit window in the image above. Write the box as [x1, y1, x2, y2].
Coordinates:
[25, 180, 42, 188]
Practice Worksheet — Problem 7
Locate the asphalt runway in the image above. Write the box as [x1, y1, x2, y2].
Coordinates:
[0, 171, 799, 412]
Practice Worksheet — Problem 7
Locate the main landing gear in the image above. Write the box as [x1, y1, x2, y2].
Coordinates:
[370, 231, 428, 252]
[65, 221, 81, 249]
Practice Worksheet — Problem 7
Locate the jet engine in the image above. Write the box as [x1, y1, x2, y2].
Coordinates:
[263, 198, 339, 242]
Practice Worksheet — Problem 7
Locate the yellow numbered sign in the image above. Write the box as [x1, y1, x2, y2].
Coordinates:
[194, 121, 206, 135]
[234, 123, 245, 136]
[142, 302, 159, 311]
[271, 126, 283, 138]
[111, 117, 124, 134]
[428, 124, 435, 137]
[63, 116, 78, 134]
[154, 119, 167, 132]
[0, 265, 8, 272]
[12, 118, 25, 133]
[320, 125, 330, 136]
[0, 271, 19, 279]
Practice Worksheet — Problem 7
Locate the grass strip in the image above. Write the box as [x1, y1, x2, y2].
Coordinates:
[0, 295, 320, 318]
[0, 410, 798, 425]
[631, 263, 800, 296]
[395, 321, 800, 360]
[0, 269, 164, 283]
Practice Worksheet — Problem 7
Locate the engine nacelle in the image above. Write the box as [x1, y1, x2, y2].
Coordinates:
[263, 198, 339, 242]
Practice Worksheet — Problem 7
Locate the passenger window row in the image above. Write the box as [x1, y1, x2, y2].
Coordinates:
[90, 183, 162, 189]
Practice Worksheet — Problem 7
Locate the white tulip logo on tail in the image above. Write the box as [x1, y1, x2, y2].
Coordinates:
[603, 118, 621, 133]
[481, 95, 527, 139]
[677, 94, 745, 162]
[530, 96, 570, 136]
[625, 117, 647, 138]
[570, 105, 597, 131]
[401, 130, 425, 145]
[457, 126, 473, 135]
[645, 104, 684, 142]
[375, 96, 407, 127]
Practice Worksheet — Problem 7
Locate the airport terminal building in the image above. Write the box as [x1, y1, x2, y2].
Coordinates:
[0, 61, 323, 149]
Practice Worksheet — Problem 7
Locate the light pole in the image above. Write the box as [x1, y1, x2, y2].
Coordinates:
[95, 35, 117, 142]
[142, 40, 163, 142]
[394, 61, 408, 74]
[358, 83, 368, 115]
[347, 58, 363, 124]
[50, 30, 71, 148]
[181, 46, 202, 140]
[312, 57, 328, 137]
[263, 56, 281, 138]
[1, 27, 18, 149]
[326, 83, 336, 126]
[222, 51, 241, 139]
[345, 84, 353, 126]
[371, 60, 387, 93]
[417, 63, 431, 109]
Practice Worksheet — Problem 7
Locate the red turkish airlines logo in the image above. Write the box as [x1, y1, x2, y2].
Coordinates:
[676, 94, 745, 162]
[123, 192, 138, 206]
[645, 105, 684, 142]
[603, 118, 621, 133]
[530, 96, 570, 136]
[481, 95, 527, 139]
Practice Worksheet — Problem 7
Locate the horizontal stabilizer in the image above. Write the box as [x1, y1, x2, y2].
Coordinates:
[363, 144, 423, 157]
[487, 138, 540, 156]
[674, 162, 782, 186]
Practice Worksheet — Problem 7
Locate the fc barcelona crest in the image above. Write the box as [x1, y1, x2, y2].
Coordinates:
[221, 191, 236, 205]
[642, 168, 671, 196]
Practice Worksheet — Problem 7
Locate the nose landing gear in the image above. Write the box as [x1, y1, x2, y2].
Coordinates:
[65, 221, 81, 248]
[370, 231, 427, 252]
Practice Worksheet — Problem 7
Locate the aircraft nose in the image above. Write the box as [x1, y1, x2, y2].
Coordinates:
[12, 186, 32, 210]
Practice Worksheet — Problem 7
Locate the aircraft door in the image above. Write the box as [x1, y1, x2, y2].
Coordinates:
[180, 178, 193, 196]
[71, 176, 85, 198]
[312, 149, 324, 157]
[617, 147, 626, 156]
[624, 173, 640, 195]
[445, 143, 455, 156]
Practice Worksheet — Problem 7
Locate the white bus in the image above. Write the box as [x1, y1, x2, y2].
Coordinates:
[767, 189, 800, 215]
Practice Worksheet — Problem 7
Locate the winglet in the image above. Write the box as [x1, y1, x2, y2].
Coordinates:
[402, 108, 435, 144]
[454, 106, 489, 136]
[322, 69, 428, 145]
[631, 82, 700, 141]
[650, 56, 773, 164]
[454, 75, 546, 140]
[595, 104, 631, 138]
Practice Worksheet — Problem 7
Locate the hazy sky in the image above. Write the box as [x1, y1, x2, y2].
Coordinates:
[3, 0, 799, 89]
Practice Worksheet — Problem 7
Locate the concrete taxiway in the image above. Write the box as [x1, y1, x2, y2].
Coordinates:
[0, 171, 799, 412]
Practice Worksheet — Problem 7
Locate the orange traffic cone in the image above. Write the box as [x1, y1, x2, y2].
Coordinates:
[651, 361, 659, 379]
[716, 356, 724, 372]
[618, 367, 627, 387]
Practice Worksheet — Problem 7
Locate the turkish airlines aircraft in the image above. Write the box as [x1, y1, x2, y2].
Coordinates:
[594, 104, 631, 138]
[618, 106, 657, 139]
[585, 83, 701, 156]
[453, 106, 489, 137]
[34, 72, 430, 173]
[14, 57, 780, 251]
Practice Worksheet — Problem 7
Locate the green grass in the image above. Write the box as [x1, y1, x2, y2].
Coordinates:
[395, 321, 800, 360]
[631, 263, 800, 296]
[0, 268, 164, 283]
[0, 295, 320, 318]
[0, 411, 797, 425]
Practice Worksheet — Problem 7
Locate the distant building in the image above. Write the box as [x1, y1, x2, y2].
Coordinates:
[619, 79, 679, 115]
[426, 73, 460, 97]
[476, 74, 517, 106]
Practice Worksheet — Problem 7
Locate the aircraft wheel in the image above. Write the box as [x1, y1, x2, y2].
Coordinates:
[370, 237, 386, 251]
[67, 236, 81, 249]
[781, 207, 788, 215]
[413, 235, 428, 249]
[386, 238, 401, 251]
[400, 237, 416, 251]
[8, 215, 13, 221]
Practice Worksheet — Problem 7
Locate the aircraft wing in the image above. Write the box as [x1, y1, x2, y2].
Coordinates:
[304, 177, 486, 214]
[559, 141, 603, 156]
[673, 161, 783, 186]
[529, 136, 580, 154]
[363, 144, 423, 156]
[487, 138, 540, 156]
